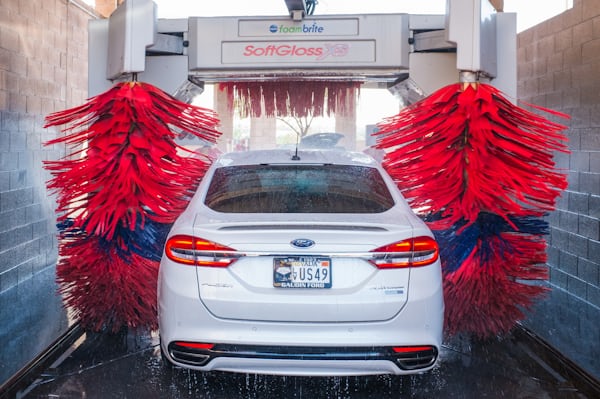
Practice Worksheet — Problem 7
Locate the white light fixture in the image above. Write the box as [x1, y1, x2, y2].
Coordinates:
[284, 0, 307, 20]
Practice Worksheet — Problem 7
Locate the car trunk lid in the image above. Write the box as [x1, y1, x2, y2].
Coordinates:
[193, 217, 415, 323]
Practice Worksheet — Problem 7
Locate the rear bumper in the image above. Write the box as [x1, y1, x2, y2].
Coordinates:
[158, 261, 444, 375]
[166, 343, 438, 376]
[169, 343, 437, 368]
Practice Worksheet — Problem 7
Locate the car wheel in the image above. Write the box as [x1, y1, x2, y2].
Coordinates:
[159, 339, 174, 369]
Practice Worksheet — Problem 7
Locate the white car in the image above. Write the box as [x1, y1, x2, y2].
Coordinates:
[158, 149, 444, 376]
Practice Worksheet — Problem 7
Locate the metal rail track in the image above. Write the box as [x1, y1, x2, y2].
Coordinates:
[0, 323, 84, 399]
[512, 326, 600, 398]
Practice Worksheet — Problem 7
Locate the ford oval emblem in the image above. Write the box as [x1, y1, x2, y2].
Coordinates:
[290, 238, 315, 249]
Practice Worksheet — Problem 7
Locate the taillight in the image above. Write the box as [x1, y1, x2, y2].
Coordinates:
[165, 234, 242, 267]
[369, 236, 439, 268]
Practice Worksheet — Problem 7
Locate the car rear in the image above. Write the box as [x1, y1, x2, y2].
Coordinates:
[158, 149, 444, 376]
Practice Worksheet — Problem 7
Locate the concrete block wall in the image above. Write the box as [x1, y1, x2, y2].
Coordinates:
[517, 0, 600, 308]
[0, 0, 92, 293]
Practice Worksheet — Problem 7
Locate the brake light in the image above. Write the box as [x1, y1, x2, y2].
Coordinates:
[369, 236, 439, 268]
[165, 234, 242, 267]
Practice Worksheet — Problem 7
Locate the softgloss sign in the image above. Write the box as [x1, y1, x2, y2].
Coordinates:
[222, 41, 375, 64]
[188, 14, 409, 79]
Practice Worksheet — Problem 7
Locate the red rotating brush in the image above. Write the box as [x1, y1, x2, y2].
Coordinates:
[375, 78, 569, 338]
[44, 81, 221, 332]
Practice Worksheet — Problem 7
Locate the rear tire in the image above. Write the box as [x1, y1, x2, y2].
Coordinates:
[159, 339, 174, 369]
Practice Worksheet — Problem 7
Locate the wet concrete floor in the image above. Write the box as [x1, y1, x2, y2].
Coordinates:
[18, 328, 593, 399]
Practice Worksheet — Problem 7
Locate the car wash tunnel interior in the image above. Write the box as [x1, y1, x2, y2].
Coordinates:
[1, 0, 599, 398]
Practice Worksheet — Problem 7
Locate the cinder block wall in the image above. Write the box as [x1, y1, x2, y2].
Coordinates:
[0, 0, 91, 292]
[517, 0, 600, 308]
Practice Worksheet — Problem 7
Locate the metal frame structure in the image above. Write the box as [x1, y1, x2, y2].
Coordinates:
[89, 0, 516, 103]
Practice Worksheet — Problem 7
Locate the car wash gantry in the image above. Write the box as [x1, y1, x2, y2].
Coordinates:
[89, 0, 517, 152]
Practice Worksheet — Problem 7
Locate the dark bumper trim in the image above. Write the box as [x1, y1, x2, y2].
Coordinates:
[167, 342, 438, 371]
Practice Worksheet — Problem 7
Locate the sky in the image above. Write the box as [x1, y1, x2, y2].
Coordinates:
[81, 0, 575, 33]
[150, 0, 573, 33]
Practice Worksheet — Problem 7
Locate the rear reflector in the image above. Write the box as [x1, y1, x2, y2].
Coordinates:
[165, 234, 242, 267]
[173, 342, 215, 350]
[392, 346, 435, 353]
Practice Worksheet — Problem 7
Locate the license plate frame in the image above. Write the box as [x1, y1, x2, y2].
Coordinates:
[273, 256, 332, 289]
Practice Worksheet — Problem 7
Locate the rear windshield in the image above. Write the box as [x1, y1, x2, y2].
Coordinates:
[204, 164, 395, 213]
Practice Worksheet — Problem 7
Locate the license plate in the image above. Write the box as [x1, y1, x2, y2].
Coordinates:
[273, 256, 332, 288]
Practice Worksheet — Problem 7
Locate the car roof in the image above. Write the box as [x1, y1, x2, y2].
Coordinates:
[213, 149, 379, 168]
